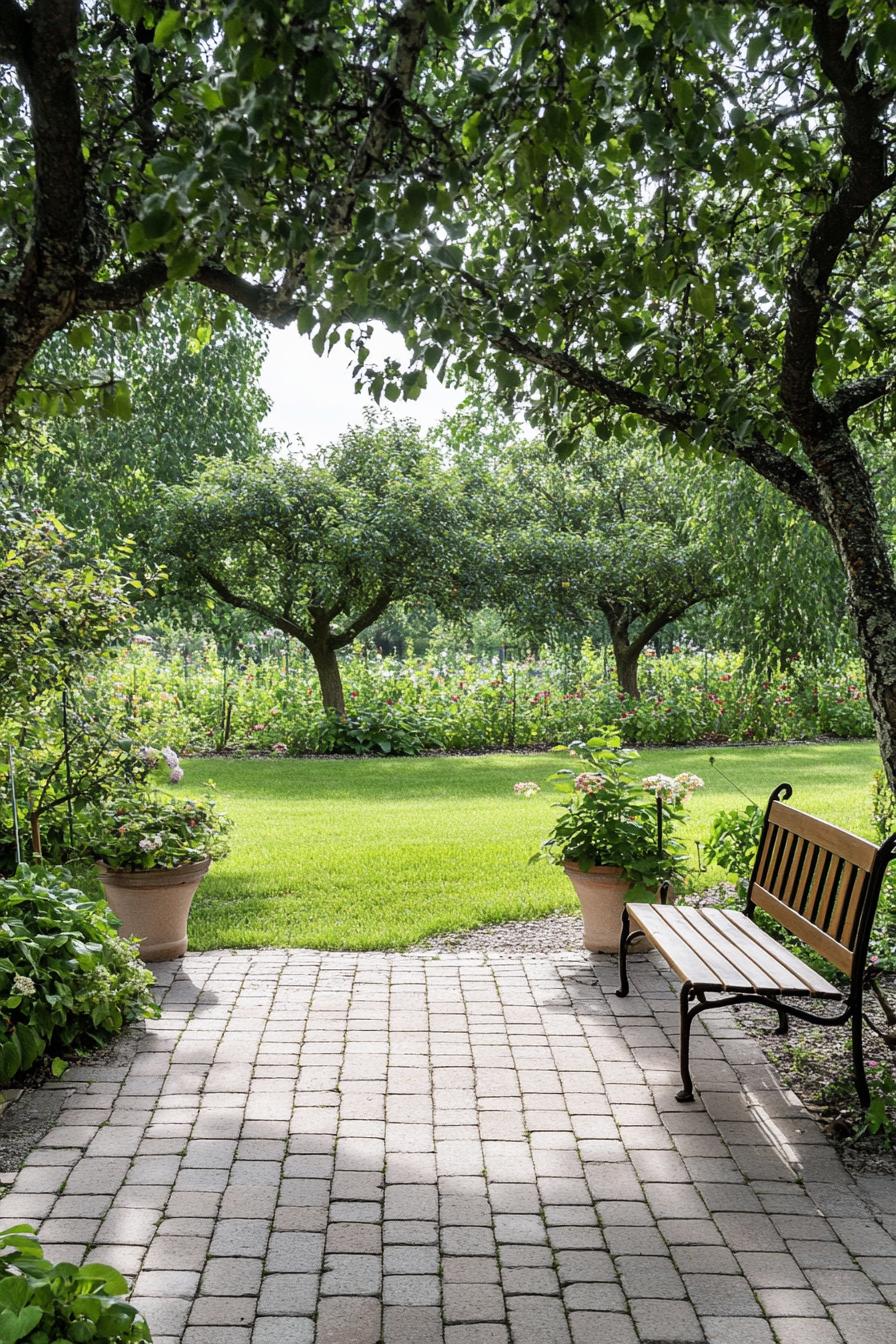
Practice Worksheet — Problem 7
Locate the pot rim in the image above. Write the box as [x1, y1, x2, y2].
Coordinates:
[562, 860, 627, 879]
[96, 855, 211, 879]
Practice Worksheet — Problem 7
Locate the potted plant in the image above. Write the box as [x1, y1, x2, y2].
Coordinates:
[80, 784, 232, 962]
[515, 730, 703, 952]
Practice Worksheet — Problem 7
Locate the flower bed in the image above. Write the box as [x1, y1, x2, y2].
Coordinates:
[80, 639, 874, 756]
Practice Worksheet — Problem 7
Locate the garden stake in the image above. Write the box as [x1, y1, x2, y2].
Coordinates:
[61, 686, 75, 850]
[510, 666, 517, 749]
[7, 743, 21, 867]
[707, 754, 756, 806]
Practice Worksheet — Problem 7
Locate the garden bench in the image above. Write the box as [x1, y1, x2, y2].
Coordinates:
[616, 783, 896, 1106]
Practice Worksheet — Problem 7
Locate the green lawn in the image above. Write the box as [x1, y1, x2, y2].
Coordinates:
[184, 741, 882, 951]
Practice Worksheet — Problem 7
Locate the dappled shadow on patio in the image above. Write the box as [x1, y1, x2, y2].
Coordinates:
[1, 948, 894, 1343]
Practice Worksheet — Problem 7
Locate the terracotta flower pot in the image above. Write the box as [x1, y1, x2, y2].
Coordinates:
[96, 857, 211, 962]
[563, 861, 633, 953]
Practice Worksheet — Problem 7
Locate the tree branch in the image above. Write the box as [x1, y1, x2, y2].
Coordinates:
[328, 0, 431, 235]
[27, 0, 89, 258]
[79, 257, 305, 326]
[830, 366, 896, 418]
[195, 565, 311, 644]
[331, 589, 394, 648]
[490, 322, 826, 523]
[780, 0, 895, 437]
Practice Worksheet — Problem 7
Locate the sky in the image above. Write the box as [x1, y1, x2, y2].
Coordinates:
[260, 322, 465, 448]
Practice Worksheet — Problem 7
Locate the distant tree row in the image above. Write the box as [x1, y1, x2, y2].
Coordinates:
[9, 294, 855, 713]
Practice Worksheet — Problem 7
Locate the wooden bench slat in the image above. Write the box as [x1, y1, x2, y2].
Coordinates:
[768, 802, 877, 873]
[829, 865, 864, 947]
[751, 883, 854, 974]
[700, 908, 840, 997]
[693, 907, 809, 992]
[653, 907, 769, 990]
[629, 905, 839, 996]
[629, 905, 743, 989]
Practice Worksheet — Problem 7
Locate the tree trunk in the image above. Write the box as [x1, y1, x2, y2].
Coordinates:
[810, 427, 896, 792]
[309, 640, 346, 715]
[610, 635, 640, 699]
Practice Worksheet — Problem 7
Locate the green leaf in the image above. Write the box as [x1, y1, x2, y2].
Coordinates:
[691, 281, 716, 320]
[153, 8, 183, 47]
[305, 52, 336, 102]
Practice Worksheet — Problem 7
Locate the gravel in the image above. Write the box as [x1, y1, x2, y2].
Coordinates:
[414, 911, 587, 956]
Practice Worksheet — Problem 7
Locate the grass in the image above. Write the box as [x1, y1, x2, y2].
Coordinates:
[183, 740, 883, 951]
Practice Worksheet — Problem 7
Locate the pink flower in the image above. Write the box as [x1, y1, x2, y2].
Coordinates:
[169, 766, 184, 784]
[574, 772, 605, 793]
[272, 742, 288, 755]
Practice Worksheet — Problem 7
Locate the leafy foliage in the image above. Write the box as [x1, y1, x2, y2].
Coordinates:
[80, 639, 875, 757]
[0, 709, 182, 871]
[315, 706, 440, 757]
[523, 730, 702, 893]
[0, 1224, 150, 1343]
[28, 295, 272, 573]
[474, 431, 720, 694]
[0, 507, 139, 727]
[79, 792, 232, 872]
[0, 866, 157, 1087]
[704, 803, 765, 883]
[161, 417, 489, 711]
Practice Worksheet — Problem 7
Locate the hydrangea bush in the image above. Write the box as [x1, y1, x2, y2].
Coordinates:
[0, 866, 157, 1087]
[79, 792, 232, 872]
[516, 730, 704, 894]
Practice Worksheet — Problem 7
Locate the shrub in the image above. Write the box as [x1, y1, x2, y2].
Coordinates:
[313, 705, 442, 756]
[518, 730, 703, 894]
[704, 802, 765, 882]
[75, 640, 877, 759]
[0, 1223, 151, 1342]
[78, 792, 231, 871]
[0, 866, 157, 1087]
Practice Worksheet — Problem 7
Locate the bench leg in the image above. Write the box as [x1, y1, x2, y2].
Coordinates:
[676, 984, 696, 1103]
[774, 1005, 790, 1036]
[852, 1007, 870, 1111]
[615, 906, 631, 998]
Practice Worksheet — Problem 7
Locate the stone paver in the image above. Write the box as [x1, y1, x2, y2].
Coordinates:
[2, 947, 895, 1343]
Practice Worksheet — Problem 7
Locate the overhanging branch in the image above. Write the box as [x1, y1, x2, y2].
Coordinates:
[331, 589, 394, 648]
[830, 367, 896, 418]
[780, 1, 895, 436]
[195, 565, 310, 644]
[490, 323, 825, 524]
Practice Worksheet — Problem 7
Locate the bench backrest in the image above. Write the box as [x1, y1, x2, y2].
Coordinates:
[747, 785, 894, 977]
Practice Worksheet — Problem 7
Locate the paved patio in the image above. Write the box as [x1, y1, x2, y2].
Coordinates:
[1, 949, 895, 1344]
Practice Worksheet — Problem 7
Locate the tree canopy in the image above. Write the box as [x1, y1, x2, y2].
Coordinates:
[0, 0, 473, 418]
[161, 417, 488, 711]
[21, 294, 272, 542]
[487, 435, 720, 696]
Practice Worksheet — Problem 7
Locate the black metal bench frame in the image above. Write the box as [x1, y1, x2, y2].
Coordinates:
[616, 783, 896, 1108]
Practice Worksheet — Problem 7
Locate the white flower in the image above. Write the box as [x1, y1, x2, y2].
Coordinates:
[514, 781, 541, 798]
[169, 766, 184, 784]
[161, 746, 179, 769]
[138, 834, 163, 853]
[574, 772, 605, 793]
[12, 974, 36, 997]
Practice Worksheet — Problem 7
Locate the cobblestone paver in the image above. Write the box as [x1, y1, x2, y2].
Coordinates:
[2, 949, 895, 1344]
